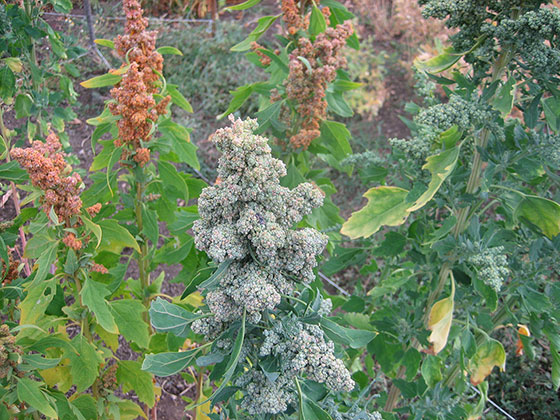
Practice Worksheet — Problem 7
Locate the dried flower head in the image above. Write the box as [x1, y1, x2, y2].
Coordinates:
[276, 2, 354, 149]
[11, 133, 82, 223]
[109, 0, 170, 163]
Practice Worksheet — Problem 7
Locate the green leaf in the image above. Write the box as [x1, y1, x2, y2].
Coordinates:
[94, 38, 115, 48]
[156, 46, 183, 55]
[407, 145, 461, 212]
[142, 349, 199, 377]
[0, 66, 16, 100]
[159, 161, 188, 201]
[309, 5, 327, 37]
[142, 206, 159, 245]
[22, 354, 61, 370]
[149, 298, 200, 337]
[226, 0, 261, 10]
[231, 15, 281, 52]
[302, 397, 333, 420]
[81, 277, 118, 334]
[491, 77, 516, 117]
[210, 313, 246, 403]
[15, 94, 33, 118]
[80, 72, 122, 88]
[110, 300, 150, 348]
[66, 336, 102, 392]
[30, 239, 59, 287]
[199, 260, 233, 290]
[0, 161, 29, 183]
[421, 354, 443, 388]
[515, 195, 560, 239]
[341, 186, 410, 239]
[218, 84, 254, 119]
[81, 215, 102, 248]
[17, 378, 58, 418]
[415, 38, 484, 73]
[320, 318, 376, 348]
[117, 360, 155, 408]
[317, 120, 352, 162]
[167, 84, 193, 113]
[542, 96, 560, 133]
[97, 220, 140, 253]
[469, 338, 506, 386]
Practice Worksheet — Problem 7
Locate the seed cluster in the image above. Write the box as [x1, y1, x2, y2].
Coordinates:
[0, 325, 22, 379]
[11, 133, 82, 223]
[192, 117, 353, 414]
[109, 0, 170, 167]
[273, 1, 353, 149]
[468, 246, 509, 291]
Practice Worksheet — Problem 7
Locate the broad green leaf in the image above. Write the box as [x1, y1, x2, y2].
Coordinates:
[0, 161, 29, 183]
[97, 220, 140, 253]
[320, 318, 376, 348]
[80, 73, 122, 88]
[22, 354, 61, 370]
[149, 298, 200, 337]
[86, 107, 120, 126]
[142, 206, 159, 245]
[469, 338, 506, 385]
[159, 161, 188, 201]
[426, 279, 455, 355]
[491, 77, 516, 117]
[167, 84, 193, 113]
[407, 145, 460, 212]
[226, 0, 261, 10]
[302, 397, 333, 420]
[415, 37, 486, 73]
[117, 360, 155, 408]
[71, 395, 98, 420]
[17, 377, 57, 418]
[0, 66, 16, 100]
[94, 38, 115, 48]
[15, 94, 33, 118]
[317, 120, 352, 162]
[309, 4, 327, 37]
[515, 195, 560, 239]
[30, 239, 59, 287]
[218, 84, 254, 119]
[66, 335, 102, 392]
[81, 277, 118, 334]
[110, 300, 150, 348]
[142, 349, 199, 377]
[421, 354, 443, 388]
[156, 46, 183, 55]
[543, 96, 560, 133]
[116, 400, 147, 419]
[341, 186, 410, 239]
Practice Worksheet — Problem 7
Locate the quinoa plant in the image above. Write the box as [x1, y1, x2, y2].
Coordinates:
[144, 117, 379, 419]
[341, 0, 560, 417]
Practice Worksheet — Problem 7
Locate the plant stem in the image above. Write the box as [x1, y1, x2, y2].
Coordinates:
[135, 181, 151, 318]
[384, 45, 514, 413]
[0, 108, 31, 276]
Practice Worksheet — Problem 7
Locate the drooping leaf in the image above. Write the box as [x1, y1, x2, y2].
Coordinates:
[17, 378, 58, 418]
[426, 279, 455, 355]
[515, 195, 560, 239]
[117, 360, 155, 408]
[341, 186, 410, 239]
[231, 15, 281, 52]
[491, 77, 516, 116]
[407, 145, 460, 212]
[469, 338, 506, 385]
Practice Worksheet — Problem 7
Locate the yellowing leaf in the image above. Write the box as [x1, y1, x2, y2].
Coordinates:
[407, 145, 460, 212]
[469, 338, 506, 385]
[515, 195, 560, 239]
[341, 186, 410, 239]
[427, 278, 455, 355]
[195, 393, 216, 420]
[515, 324, 531, 356]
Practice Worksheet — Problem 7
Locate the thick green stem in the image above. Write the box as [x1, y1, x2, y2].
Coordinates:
[0, 108, 31, 276]
[384, 46, 514, 412]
